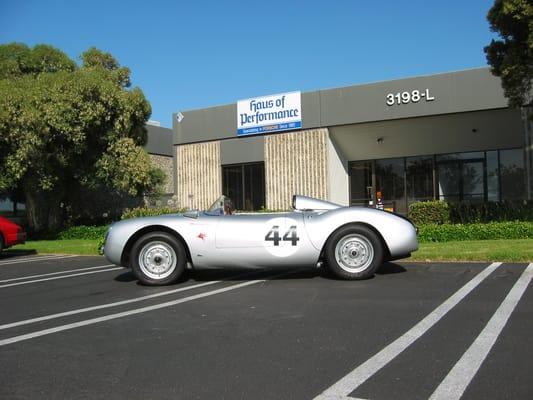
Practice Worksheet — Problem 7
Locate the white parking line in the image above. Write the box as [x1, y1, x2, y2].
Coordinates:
[0, 267, 123, 289]
[0, 278, 265, 346]
[313, 262, 503, 400]
[0, 279, 225, 330]
[429, 263, 533, 400]
[0, 255, 77, 266]
[0, 264, 115, 283]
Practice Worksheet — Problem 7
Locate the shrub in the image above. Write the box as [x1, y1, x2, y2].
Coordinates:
[448, 200, 533, 223]
[57, 225, 109, 240]
[121, 206, 185, 220]
[408, 201, 450, 225]
[417, 221, 533, 242]
[409, 200, 533, 225]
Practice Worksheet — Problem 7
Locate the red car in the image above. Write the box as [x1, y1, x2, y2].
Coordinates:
[0, 216, 26, 252]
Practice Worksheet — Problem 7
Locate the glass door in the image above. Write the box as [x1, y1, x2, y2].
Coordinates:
[462, 160, 485, 201]
[375, 158, 406, 214]
[437, 155, 486, 202]
[350, 161, 374, 207]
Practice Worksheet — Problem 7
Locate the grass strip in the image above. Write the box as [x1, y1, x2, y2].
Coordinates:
[7, 238, 533, 262]
[9, 239, 100, 256]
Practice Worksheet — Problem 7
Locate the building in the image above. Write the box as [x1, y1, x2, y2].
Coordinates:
[145, 122, 174, 196]
[172, 67, 532, 213]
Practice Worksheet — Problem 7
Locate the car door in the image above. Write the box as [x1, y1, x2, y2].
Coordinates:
[215, 213, 282, 249]
[213, 211, 317, 267]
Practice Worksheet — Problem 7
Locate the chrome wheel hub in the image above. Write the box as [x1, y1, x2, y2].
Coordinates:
[335, 234, 374, 273]
[138, 241, 177, 280]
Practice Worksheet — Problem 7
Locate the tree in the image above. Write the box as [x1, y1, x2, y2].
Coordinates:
[484, 0, 533, 107]
[0, 43, 163, 232]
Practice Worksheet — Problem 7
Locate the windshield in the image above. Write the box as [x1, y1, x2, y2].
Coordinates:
[206, 195, 235, 215]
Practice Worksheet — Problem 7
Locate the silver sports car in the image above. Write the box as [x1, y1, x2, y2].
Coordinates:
[103, 195, 418, 285]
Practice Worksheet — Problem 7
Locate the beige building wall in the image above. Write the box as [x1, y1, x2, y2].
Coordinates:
[175, 141, 221, 210]
[265, 128, 329, 210]
[149, 154, 174, 194]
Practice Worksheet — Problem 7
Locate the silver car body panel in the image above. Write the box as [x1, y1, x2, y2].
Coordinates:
[103, 196, 418, 268]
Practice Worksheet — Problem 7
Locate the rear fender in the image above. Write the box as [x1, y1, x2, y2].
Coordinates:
[303, 207, 418, 258]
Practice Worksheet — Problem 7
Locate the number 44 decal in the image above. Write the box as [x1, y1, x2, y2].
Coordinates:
[265, 226, 300, 246]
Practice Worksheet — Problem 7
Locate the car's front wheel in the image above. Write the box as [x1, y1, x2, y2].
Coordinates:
[130, 231, 186, 285]
[325, 224, 384, 280]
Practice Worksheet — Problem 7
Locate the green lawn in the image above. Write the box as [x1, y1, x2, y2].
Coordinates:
[6, 238, 533, 262]
[9, 239, 100, 256]
[410, 239, 533, 262]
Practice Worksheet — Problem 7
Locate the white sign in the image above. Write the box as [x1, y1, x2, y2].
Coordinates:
[237, 91, 301, 136]
[386, 89, 435, 106]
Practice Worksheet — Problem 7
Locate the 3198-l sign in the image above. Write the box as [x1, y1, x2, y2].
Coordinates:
[386, 89, 435, 106]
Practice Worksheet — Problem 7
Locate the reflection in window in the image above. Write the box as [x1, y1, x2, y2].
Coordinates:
[222, 163, 265, 211]
[437, 151, 485, 202]
[486, 151, 499, 201]
[438, 162, 461, 201]
[375, 158, 406, 214]
[500, 149, 525, 200]
[244, 163, 265, 211]
[222, 166, 244, 210]
[406, 156, 433, 203]
[350, 161, 373, 206]
[436, 152, 484, 161]
[462, 160, 484, 201]
[347, 148, 527, 214]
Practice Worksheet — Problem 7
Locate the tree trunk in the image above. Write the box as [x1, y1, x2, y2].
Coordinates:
[24, 185, 64, 234]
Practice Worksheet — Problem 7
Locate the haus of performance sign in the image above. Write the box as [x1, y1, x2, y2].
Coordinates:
[237, 91, 301, 136]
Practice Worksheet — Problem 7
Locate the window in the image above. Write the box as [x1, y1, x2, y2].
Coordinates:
[349, 148, 527, 215]
[406, 156, 433, 203]
[222, 163, 265, 211]
[0, 192, 25, 217]
[486, 151, 499, 201]
[437, 152, 485, 202]
[350, 161, 373, 206]
[499, 149, 526, 200]
[375, 158, 406, 214]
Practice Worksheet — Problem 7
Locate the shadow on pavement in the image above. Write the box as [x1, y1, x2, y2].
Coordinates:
[114, 271, 137, 282]
[0, 249, 38, 260]
[114, 263, 407, 286]
[377, 262, 407, 275]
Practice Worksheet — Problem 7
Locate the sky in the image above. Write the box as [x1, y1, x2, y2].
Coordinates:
[0, 0, 498, 128]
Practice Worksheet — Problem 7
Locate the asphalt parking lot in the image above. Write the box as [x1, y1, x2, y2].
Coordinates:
[0, 253, 531, 400]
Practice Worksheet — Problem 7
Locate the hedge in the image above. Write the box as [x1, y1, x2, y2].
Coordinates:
[448, 200, 533, 223]
[121, 206, 185, 220]
[57, 225, 109, 240]
[417, 221, 533, 242]
[409, 200, 533, 225]
[408, 201, 450, 225]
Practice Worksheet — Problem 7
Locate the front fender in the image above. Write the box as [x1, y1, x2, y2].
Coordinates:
[103, 214, 184, 266]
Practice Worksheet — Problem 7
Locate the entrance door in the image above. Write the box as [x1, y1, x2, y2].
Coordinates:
[437, 158, 486, 201]
[350, 161, 373, 207]
[462, 160, 485, 201]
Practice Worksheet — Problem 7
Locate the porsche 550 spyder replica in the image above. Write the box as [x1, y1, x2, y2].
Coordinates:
[103, 195, 418, 285]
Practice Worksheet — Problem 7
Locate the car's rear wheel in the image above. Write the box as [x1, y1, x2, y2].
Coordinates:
[0, 234, 4, 253]
[325, 224, 384, 280]
[130, 231, 186, 285]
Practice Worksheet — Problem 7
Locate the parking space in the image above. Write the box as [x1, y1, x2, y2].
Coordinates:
[0, 255, 531, 399]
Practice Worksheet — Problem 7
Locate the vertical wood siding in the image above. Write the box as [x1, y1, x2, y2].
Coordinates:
[176, 141, 221, 209]
[265, 128, 329, 210]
